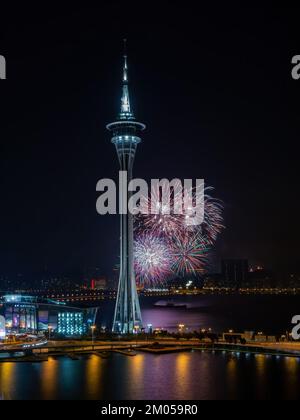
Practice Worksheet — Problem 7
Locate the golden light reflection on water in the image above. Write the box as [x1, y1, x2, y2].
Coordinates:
[85, 355, 103, 399]
[130, 354, 144, 379]
[254, 354, 267, 399]
[0, 363, 16, 400]
[127, 354, 145, 398]
[0, 352, 299, 400]
[284, 356, 298, 375]
[175, 353, 189, 378]
[174, 353, 191, 397]
[283, 356, 299, 399]
[226, 356, 238, 398]
[255, 353, 267, 377]
[40, 357, 59, 400]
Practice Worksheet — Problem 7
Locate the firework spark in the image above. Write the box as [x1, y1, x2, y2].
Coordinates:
[135, 180, 185, 237]
[134, 235, 172, 286]
[192, 191, 224, 246]
[171, 234, 208, 277]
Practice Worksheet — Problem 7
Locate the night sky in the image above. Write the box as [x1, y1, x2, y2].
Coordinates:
[0, 4, 299, 281]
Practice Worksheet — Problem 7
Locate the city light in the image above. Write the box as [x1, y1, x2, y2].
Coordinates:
[0, 6, 298, 402]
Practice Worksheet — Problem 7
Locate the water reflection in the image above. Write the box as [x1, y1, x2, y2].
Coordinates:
[127, 354, 145, 399]
[0, 352, 299, 400]
[254, 354, 267, 399]
[85, 355, 103, 400]
[283, 356, 299, 400]
[40, 357, 59, 400]
[0, 363, 15, 400]
[226, 355, 239, 399]
[174, 353, 190, 398]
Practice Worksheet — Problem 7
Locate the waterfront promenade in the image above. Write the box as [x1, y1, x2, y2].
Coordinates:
[1, 338, 300, 362]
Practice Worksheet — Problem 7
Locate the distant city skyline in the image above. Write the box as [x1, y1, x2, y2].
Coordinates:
[1, 259, 300, 294]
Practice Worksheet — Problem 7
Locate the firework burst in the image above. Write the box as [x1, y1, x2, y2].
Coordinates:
[171, 234, 208, 277]
[135, 180, 185, 237]
[190, 190, 224, 246]
[134, 234, 172, 286]
[134, 182, 224, 282]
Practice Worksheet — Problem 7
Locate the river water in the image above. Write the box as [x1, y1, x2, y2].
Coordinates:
[98, 294, 300, 334]
[1, 295, 300, 400]
[0, 352, 300, 400]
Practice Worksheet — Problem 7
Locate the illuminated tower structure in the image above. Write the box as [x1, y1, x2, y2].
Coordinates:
[107, 42, 145, 334]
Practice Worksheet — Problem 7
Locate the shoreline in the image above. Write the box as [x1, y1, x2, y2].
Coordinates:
[1, 340, 300, 363]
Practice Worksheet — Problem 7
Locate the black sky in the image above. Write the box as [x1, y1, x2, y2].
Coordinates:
[0, 4, 299, 280]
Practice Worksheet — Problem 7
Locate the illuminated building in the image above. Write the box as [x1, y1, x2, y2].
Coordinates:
[91, 277, 107, 290]
[106, 41, 145, 334]
[0, 295, 97, 337]
[57, 312, 84, 336]
[0, 315, 5, 339]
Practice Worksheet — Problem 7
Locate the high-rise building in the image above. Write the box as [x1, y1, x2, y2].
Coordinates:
[106, 42, 145, 334]
[221, 260, 249, 290]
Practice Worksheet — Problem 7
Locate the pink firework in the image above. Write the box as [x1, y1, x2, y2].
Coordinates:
[136, 180, 185, 237]
[136, 183, 224, 243]
[134, 235, 172, 286]
[185, 188, 224, 246]
[200, 195, 224, 245]
[134, 182, 224, 281]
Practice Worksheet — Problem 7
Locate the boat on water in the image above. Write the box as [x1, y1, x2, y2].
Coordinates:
[154, 300, 187, 309]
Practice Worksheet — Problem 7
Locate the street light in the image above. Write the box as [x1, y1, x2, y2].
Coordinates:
[134, 325, 140, 348]
[48, 326, 52, 341]
[91, 325, 96, 349]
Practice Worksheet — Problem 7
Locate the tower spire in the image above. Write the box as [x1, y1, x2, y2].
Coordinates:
[123, 38, 128, 83]
[120, 39, 134, 120]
